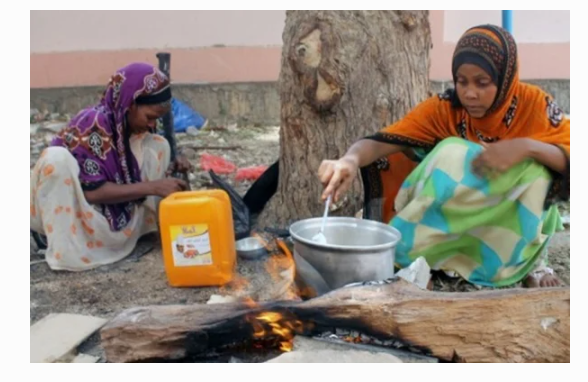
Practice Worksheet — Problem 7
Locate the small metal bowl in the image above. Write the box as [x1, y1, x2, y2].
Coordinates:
[236, 237, 268, 260]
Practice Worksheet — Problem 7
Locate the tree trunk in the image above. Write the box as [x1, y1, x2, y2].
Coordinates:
[101, 279, 570, 363]
[259, 10, 431, 227]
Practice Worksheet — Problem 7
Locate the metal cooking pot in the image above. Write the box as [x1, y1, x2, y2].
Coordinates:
[289, 217, 401, 292]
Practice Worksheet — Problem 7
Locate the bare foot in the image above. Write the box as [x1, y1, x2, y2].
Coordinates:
[523, 273, 562, 288]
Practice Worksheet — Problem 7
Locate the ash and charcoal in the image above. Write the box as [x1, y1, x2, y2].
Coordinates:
[155, 328, 430, 363]
[319, 329, 403, 348]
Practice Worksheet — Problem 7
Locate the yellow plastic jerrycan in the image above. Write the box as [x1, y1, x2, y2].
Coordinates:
[159, 190, 236, 287]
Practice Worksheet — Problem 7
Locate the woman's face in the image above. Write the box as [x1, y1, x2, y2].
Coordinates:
[127, 103, 170, 135]
[455, 63, 498, 118]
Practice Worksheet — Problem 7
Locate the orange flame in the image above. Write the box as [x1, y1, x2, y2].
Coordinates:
[241, 296, 258, 308]
[343, 336, 363, 344]
[219, 273, 252, 300]
[250, 319, 266, 338]
[219, 234, 297, 303]
[252, 232, 271, 250]
[263, 238, 301, 300]
[245, 310, 311, 352]
[280, 341, 293, 352]
[257, 312, 282, 323]
[216, 233, 309, 352]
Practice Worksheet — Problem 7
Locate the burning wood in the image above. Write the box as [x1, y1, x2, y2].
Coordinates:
[316, 329, 403, 348]
[206, 235, 304, 353]
[101, 278, 570, 363]
[246, 311, 311, 352]
[217, 234, 298, 303]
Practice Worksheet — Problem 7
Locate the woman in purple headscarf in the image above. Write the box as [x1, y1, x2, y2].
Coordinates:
[30, 63, 191, 271]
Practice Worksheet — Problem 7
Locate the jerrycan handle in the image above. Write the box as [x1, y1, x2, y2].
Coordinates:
[168, 191, 204, 201]
[167, 190, 225, 201]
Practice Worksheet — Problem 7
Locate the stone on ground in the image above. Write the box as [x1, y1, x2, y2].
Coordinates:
[30, 313, 107, 363]
[266, 349, 403, 363]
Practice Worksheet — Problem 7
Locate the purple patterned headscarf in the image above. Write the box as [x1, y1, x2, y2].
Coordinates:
[51, 63, 171, 231]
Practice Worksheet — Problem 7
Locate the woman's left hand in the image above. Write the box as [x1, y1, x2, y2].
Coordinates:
[472, 138, 532, 177]
[166, 155, 194, 175]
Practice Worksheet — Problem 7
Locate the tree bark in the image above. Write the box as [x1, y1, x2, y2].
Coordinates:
[101, 279, 570, 363]
[259, 10, 431, 227]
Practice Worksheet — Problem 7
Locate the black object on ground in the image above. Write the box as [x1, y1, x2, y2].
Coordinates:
[31, 230, 48, 250]
[208, 170, 251, 240]
[243, 160, 279, 214]
[156, 52, 177, 161]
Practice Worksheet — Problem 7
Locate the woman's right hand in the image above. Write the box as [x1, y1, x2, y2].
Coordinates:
[318, 155, 359, 202]
[150, 178, 188, 198]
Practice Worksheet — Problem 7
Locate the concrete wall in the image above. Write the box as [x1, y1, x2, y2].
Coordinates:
[31, 10, 569, 53]
[31, 79, 569, 127]
[30, 10, 570, 125]
[31, 10, 570, 88]
[30, 82, 281, 126]
[443, 10, 570, 43]
[429, 10, 570, 80]
[30, 10, 286, 52]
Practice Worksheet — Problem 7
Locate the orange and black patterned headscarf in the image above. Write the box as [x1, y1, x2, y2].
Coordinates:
[362, 25, 570, 221]
[451, 24, 519, 116]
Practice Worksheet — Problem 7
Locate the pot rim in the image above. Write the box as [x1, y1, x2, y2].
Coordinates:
[289, 217, 401, 252]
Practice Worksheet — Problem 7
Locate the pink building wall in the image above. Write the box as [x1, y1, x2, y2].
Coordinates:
[30, 10, 570, 88]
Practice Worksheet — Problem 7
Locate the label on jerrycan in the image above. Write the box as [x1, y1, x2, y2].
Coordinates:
[169, 224, 213, 267]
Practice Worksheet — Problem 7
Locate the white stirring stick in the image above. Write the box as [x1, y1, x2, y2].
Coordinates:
[313, 195, 331, 244]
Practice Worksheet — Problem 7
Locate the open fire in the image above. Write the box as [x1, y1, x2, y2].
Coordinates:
[211, 233, 410, 356]
[246, 311, 311, 352]
[217, 232, 311, 353]
[100, 262, 570, 363]
[245, 236, 311, 352]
